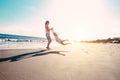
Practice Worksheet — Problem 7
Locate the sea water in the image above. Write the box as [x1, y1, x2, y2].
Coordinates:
[0, 41, 46, 49]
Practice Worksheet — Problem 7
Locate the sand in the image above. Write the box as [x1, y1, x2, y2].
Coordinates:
[0, 43, 120, 80]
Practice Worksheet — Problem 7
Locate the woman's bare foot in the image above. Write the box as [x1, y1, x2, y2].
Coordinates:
[46, 47, 51, 50]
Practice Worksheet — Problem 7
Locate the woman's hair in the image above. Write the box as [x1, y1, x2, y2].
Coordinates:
[45, 20, 49, 25]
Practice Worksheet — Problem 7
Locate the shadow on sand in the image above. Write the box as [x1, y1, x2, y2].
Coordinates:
[0, 50, 67, 62]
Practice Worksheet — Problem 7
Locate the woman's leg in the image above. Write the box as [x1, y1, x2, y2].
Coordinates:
[46, 37, 52, 49]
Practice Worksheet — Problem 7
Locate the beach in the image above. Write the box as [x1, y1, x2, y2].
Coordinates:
[0, 43, 120, 80]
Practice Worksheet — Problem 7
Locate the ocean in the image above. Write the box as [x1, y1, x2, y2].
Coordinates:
[0, 41, 47, 49]
[0, 33, 47, 49]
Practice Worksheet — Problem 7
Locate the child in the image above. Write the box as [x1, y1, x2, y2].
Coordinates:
[51, 28, 69, 45]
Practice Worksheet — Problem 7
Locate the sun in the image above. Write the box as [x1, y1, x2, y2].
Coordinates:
[66, 32, 86, 41]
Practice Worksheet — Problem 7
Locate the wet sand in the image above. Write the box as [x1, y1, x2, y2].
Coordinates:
[0, 43, 120, 80]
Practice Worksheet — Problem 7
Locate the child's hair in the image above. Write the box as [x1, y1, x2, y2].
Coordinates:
[53, 32, 58, 36]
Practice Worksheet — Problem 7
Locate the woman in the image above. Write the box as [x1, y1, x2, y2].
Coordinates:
[45, 20, 52, 49]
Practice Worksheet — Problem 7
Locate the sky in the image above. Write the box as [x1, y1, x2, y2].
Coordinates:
[0, 0, 120, 40]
